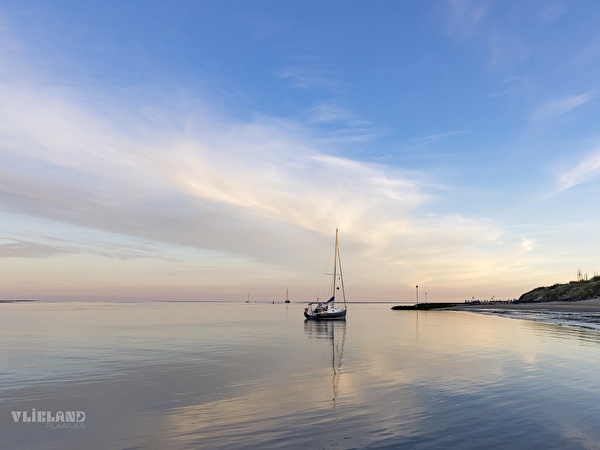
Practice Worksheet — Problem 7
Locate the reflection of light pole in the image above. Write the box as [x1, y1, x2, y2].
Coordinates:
[416, 285, 419, 304]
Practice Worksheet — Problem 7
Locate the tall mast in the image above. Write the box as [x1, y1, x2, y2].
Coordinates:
[332, 228, 338, 299]
[337, 229, 346, 306]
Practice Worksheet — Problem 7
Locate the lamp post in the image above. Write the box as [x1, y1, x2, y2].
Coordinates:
[416, 285, 419, 305]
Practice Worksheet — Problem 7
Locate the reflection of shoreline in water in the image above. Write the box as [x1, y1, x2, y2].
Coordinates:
[304, 321, 346, 408]
[475, 309, 600, 332]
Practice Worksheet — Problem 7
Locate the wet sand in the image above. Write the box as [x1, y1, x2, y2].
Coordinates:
[453, 299, 600, 313]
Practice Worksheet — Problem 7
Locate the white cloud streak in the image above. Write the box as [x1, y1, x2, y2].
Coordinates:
[0, 73, 421, 259]
[557, 149, 600, 192]
[532, 92, 596, 121]
[443, 0, 487, 42]
[278, 56, 341, 91]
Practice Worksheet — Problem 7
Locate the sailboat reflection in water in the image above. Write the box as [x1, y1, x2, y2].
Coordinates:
[304, 320, 347, 408]
[304, 229, 347, 320]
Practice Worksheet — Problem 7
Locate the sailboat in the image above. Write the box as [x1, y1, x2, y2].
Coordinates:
[304, 228, 347, 320]
[285, 288, 290, 303]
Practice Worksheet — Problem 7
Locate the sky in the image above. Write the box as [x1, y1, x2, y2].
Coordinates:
[1, 0, 600, 302]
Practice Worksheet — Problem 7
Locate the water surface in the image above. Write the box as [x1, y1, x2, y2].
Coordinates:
[2, 302, 600, 449]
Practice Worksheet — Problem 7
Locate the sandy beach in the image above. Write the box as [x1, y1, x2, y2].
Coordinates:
[454, 299, 600, 313]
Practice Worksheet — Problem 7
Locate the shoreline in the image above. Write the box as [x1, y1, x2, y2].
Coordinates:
[450, 299, 600, 313]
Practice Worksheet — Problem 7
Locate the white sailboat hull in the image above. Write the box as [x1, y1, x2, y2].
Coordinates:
[304, 301, 347, 320]
[304, 308, 346, 320]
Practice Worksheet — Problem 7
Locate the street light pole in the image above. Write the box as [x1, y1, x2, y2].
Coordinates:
[416, 285, 419, 305]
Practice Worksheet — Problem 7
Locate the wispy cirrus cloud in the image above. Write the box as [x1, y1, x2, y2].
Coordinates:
[442, 0, 487, 42]
[302, 101, 382, 144]
[532, 91, 596, 121]
[304, 102, 357, 125]
[0, 64, 428, 268]
[0, 239, 75, 258]
[278, 55, 342, 92]
[0, 61, 519, 299]
[0, 236, 164, 260]
[408, 130, 466, 149]
[556, 149, 600, 192]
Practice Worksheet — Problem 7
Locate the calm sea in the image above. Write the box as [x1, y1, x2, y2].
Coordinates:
[2, 302, 600, 449]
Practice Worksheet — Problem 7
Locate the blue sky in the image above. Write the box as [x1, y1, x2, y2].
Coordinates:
[1, 0, 600, 302]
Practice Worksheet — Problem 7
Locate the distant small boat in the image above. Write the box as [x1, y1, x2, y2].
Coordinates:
[285, 288, 290, 303]
[304, 229, 347, 320]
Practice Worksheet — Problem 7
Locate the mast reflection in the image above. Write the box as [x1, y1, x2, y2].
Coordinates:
[303, 320, 347, 408]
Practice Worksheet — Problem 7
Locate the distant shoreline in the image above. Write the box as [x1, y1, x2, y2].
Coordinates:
[390, 298, 600, 313]
[449, 299, 600, 313]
